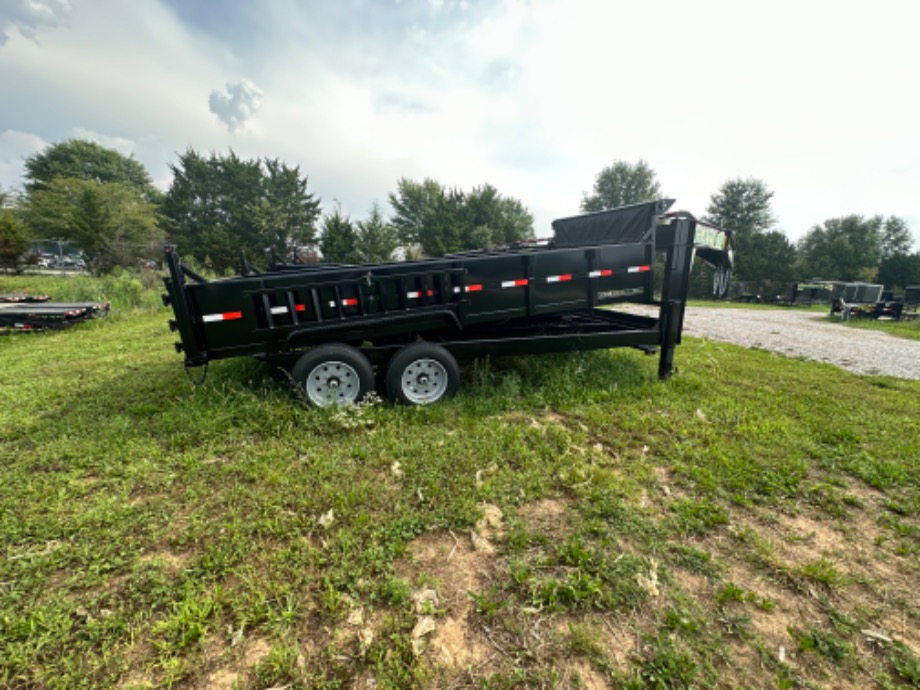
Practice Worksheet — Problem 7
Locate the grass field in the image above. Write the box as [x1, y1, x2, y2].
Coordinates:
[827, 315, 920, 342]
[1, 274, 919, 689]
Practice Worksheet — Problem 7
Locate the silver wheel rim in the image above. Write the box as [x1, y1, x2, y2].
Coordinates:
[306, 360, 362, 407]
[400, 358, 448, 404]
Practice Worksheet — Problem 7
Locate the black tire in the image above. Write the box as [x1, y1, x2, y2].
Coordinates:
[292, 344, 375, 407]
[385, 342, 460, 405]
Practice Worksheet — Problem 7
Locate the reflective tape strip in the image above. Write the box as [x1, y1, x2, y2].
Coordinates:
[270, 306, 288, 315]
[589, 269, 613, 278]
[546, 274, 572, 283]
[328, 298, 359, 307]
[295, 304, 305, 312]
[465, 284, 483, 292]
[501, 279, 529, 288]
[628, 265, 651, 273]
[202, 311, 243, 323]
[407, 290, 435, 299]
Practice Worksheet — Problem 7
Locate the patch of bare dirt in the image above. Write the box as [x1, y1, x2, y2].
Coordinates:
[684, 501, 918, 689]
[396, 529, 497, 673]
[558, 658, 609, 689]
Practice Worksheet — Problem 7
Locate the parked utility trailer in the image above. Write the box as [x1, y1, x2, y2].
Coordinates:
[0, 295, 109, 331]
[162, 200, 734, 406]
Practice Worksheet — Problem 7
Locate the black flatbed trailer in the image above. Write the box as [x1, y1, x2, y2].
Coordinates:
[162, 200, 734, 405]
[0, 297, 109, 331]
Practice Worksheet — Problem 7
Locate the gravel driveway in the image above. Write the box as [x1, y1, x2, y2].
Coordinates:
[678, 307, 920, 380]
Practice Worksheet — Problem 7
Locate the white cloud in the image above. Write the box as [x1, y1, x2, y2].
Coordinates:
[209, 79, 263, 133]
[70, 127, 135, 157]
[0, 0, 70, 46]
[0, 0, 917, 248]
[0, 129, 47, 189]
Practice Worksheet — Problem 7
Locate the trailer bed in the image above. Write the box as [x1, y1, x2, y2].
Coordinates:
[0, 298, 110, 331]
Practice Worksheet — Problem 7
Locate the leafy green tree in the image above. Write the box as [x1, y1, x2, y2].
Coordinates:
[881, 216, 913, 259]
[703, 178, 776, 240]
[876, 251, 920, 291]
[161, 149, 321, 273]
[389, 178, 533, 256]
[580, 160, 661, 212]
[26, 178, 162, 273]
[701, 178, 788, 294]
[738, 231, 798, 294]
[355, 202, 399, 263]
[464, 184, 535, 247]
[0, 212, 30, 272]
[797, 215, 884, 282]
[24, 139, 160, 202]
[319, 206, 361, 263]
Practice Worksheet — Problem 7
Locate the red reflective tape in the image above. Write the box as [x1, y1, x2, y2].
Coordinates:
[342, 298, 358, 306]
[203, 311, 243, 323]
[638, 265, 651, 272]
[295, 304, 306, 312]
[547, 274, 572, 283]
[599, 269, 612, 277]
[427, 289, 434, 296]
[466, 284, 483, 292]
[501, 278, 529, 288]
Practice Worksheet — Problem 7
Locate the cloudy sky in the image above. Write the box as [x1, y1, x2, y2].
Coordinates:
[1, 0, 918, 244]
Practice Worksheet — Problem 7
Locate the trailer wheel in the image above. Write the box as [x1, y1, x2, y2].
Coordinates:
[292, 344, 374, 407]
[386, 343, 459, 405]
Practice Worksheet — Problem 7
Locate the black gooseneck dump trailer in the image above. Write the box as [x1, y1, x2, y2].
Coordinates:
[162, 199, 734, 406]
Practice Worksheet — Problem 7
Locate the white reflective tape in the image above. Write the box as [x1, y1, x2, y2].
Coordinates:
[270, 306, 288, 315]
[453, 286, 461, 293]
[546, 274, 572, 283]
[407, 291, 421, 299]
[202, 314, 223, 323]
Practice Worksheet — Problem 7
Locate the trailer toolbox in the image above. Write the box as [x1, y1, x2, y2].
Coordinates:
[163, 199, 734, 406]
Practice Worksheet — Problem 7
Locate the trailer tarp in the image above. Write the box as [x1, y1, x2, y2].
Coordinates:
[551, 199, 674, 248]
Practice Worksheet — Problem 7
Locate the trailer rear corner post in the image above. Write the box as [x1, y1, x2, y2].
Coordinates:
[657, 214, 696, 380]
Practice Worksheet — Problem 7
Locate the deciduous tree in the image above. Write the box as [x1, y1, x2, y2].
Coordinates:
[703, 178, 776, 240]
[24, 139, 160, 202]
[161, 149, 321, 273]
[26, 178, 162, 273]
[797, 215, 883, 282]
[881, 216, 913, 259]
[876, 251, 920, 291]
[0, 212, 29, 272]
[355, 202, 399, 263]
[580, 160, 661, 212]
[319, 206, 361, 263]
[389, 178, 533, 256]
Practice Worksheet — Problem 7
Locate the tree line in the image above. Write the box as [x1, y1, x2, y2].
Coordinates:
[582, 160, 918, 295]
[1, 140, 917, 293]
